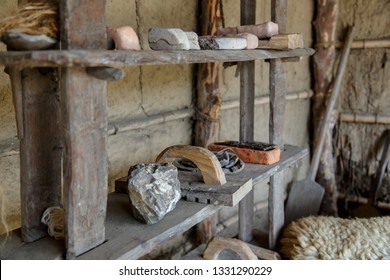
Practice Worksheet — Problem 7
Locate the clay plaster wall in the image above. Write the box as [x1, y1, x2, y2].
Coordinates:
[335, 0, 390, 204]
[0, 0, 314, 257]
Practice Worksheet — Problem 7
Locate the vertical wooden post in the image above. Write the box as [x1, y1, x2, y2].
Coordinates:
[313, 0, 339, 216]
[60, 0, 108, 259]
[268, 0, 287, 249]
[18, 68, 62, 242]
[194, 0, 223, 244]
[14, 0, 62, 242]
[238, 0, 256, 243]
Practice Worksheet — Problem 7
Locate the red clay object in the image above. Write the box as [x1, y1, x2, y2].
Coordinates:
[208, 141, 281, 165]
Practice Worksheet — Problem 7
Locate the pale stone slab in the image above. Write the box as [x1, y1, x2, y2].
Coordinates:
[148, 28, 190, 50]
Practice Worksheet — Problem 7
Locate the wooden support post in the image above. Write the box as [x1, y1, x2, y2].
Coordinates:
[194, 0, 223, 244]
[60, 0, 108, 259]
[13, 0, 62, 243]
[238, 0, 256, 243]
[268, 0, 287, 249]
[313, 0, 339, 216]
[17, 67, 62, 242]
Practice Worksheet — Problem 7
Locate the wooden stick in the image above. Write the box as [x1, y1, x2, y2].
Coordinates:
[335, 39, 390, 49]
[339, 112, 390, 124]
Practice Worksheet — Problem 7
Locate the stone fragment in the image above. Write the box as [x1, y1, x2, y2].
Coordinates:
[127, 163, 181, 224]
[107, 26, 141, 50]
[199, 36, 247, 50]
[185, 31, 201, 50]
[148, 28, 190, 50]
[217, 21, 279, 39]
[1, 30, 57, 50]
[237, 33, 259, 49]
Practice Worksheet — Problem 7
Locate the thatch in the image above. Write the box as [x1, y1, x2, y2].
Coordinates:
[0, 2, 58, 38]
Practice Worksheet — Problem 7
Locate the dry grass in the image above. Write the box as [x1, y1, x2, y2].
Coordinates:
[0, 2, 58, 38]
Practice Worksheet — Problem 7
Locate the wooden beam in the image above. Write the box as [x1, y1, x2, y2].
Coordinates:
[313, 0, 339, 216]
[238, 0, 256, 243]
[0, 48, 316, 68]
[60, 0, 108, 259]
[194, 0, 224, 245]
[18, 67, 62, 242]
[14, 0, 62, 243]
[268, 0, 287, 250]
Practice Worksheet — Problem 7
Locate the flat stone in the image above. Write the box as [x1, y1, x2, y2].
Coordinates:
[127, 163, 181, 224]
[148, 28, 190, 50]
[199, 36, 247, 50]
[1, 30, 57, 50]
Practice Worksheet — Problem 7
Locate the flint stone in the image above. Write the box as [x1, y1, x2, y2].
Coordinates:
[127, 163, 181, 224]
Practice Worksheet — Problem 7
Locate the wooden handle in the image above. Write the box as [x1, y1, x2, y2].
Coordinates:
[156, 145, 226, 186]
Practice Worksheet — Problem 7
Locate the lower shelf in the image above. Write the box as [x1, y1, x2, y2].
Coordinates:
[0, 145, 308, 260]
[0, 194, 221, 260]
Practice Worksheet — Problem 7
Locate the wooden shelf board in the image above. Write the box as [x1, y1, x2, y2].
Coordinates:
[0, 194, 221, 260]
[237, 144, 308, 185]
[0, 48, 315, 68]
[116, 145, 307, 206]
[115, 171, 253, 207]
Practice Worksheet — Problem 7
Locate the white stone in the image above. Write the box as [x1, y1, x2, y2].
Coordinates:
[148, 28, 190, 50]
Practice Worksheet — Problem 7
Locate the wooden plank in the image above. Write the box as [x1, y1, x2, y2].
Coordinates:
[179, 172, 252, 207]
[234, 145, 309, 185]
[59, 0, 108, 259]
[18, 67, 62, 242]
[0, 193, 221, 260]
[258, 34, 304, 50]
[238, 0, 256, 243]
[115, 171, 252, 207]
[115, 145, 307, 206]
[268, 0, 287, 250]
[78, 194, 221, 260]
[0, 48, 315, 67]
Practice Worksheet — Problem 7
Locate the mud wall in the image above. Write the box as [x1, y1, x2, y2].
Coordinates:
[335, 0, 390, 204]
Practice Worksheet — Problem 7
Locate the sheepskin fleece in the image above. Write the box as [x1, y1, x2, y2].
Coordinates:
[280, 216, 390, 260]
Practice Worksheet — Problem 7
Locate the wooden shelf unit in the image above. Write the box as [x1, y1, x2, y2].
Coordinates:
[0, 0, 313, 259]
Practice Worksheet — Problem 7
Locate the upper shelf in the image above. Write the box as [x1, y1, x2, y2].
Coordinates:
[0, 48, 315, 68]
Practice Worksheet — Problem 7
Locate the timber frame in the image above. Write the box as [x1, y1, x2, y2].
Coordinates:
[0, 0, 314, 259]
